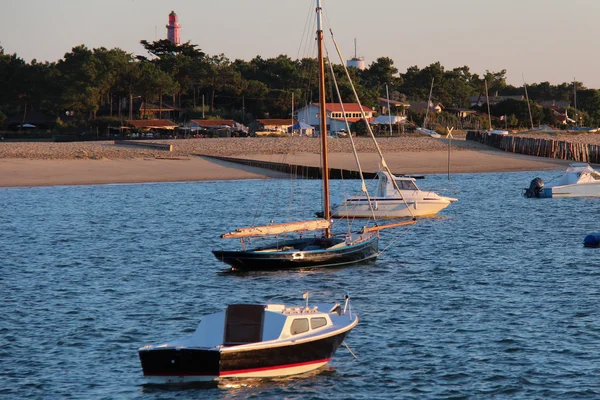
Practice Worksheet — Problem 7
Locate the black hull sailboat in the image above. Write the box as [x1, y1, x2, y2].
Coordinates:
[212, 233, 379, 271]
[211, 1, 382, 272]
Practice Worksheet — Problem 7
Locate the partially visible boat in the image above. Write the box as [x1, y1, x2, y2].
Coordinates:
[486, 129, 509, 135]
[524, 163, 600, 198]
[331, 170, 457, 218]
[567, 126, 598, 133]
[417, 78, 441, 138]
[416, 127, 441, 138]
[481, 79, 509, 136]
[138, 293, 358, 383]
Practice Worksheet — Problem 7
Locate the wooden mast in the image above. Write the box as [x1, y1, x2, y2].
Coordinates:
[316, 0, 331, 237]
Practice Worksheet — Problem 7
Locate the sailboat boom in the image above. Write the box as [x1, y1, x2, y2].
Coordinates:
[221, 220, 331, 239]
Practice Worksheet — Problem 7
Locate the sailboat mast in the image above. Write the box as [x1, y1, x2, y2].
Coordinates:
[523, 74, 534, 130]
[484, 79, 492, 130]
[386, 84, 393, 135]
[316, 0, 331, 236]
[574, 78, 578, 127]
[424, 78, 434, 129]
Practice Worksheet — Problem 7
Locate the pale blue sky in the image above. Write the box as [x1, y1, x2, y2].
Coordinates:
[2, 0, 599, 88]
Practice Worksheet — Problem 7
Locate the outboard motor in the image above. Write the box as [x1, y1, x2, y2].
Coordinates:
[524, 177, 544, 198]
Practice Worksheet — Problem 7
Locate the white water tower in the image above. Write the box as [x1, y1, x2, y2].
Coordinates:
[346, 38, 365, 70]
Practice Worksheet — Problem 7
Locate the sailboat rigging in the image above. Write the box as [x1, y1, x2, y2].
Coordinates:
[212, 0, 381, 271]
[483, 79, 509, 135]
[416, 78, 441, 138]
[324, 45, 456, 219]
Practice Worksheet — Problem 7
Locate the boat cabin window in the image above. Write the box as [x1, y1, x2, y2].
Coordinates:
[395, 180, 418, 190]
[290, 318, 309, 335]
[311, 317, 327, 329]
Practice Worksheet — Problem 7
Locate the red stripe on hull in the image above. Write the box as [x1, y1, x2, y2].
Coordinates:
[145, 358, 331, 377]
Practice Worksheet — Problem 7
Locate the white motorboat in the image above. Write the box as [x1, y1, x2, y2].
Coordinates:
[331, 170, 457, 219]
[524, 163, 600, 198]
[138, 293, 358, 383]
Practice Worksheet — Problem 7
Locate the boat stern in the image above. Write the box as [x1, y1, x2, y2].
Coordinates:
[138, 345, 221, 383]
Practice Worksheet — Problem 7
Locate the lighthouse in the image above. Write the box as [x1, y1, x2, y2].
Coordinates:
[166, 11, 181, 45]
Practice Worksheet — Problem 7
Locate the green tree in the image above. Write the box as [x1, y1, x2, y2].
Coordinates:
[57, 45, 100, 120]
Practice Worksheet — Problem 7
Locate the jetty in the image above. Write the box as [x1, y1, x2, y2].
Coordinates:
[202, 155, 424, 179]
[466, 131, 600, 163]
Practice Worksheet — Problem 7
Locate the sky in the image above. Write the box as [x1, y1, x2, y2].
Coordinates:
[2, 0, 600, 88]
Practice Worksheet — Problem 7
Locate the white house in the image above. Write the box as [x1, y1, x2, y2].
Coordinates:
[295, 103, 375, 134]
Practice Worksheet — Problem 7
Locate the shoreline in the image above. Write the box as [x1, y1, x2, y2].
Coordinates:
[0, 136, 585, 187]
[0, 150, 574, 188]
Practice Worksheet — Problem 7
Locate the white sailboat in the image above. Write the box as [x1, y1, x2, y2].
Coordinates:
[416, 78, 441, 138]
[482, 79, 509, 135]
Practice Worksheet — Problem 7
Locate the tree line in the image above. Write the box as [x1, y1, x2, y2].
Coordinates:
[2, 39, 600, 130]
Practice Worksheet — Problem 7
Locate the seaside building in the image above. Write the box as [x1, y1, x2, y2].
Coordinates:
[295, 103, 375, 133]
[408, 101, 443, 114]
[167, 11, 181, 45]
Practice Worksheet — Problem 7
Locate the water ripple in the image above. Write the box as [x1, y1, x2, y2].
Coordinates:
[2, 172, 600, 398]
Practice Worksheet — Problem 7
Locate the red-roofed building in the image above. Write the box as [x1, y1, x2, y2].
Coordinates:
[295, 103, 375, 133]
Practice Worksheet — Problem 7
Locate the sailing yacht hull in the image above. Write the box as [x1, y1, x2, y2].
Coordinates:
[212, 234, 379, 271]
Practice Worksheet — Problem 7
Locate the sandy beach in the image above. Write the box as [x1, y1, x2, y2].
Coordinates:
[0, 135, 586, 187]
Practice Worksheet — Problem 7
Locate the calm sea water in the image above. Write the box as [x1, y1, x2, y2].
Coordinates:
[1, 170, 600, 399]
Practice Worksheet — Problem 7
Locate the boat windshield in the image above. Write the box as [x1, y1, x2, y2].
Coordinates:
[395, 179, 418, 190]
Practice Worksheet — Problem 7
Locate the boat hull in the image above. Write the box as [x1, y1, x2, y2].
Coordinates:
[545, 182, 600, 198]
[331, 198, 455, 218]
[139, 330, 350, 383]
[212, 234, 378, 271]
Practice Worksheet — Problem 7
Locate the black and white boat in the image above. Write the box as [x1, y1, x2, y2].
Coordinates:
[138, 293, 358, 383]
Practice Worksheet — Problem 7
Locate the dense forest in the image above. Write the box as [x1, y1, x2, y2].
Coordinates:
[2, 39, 600, 131]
